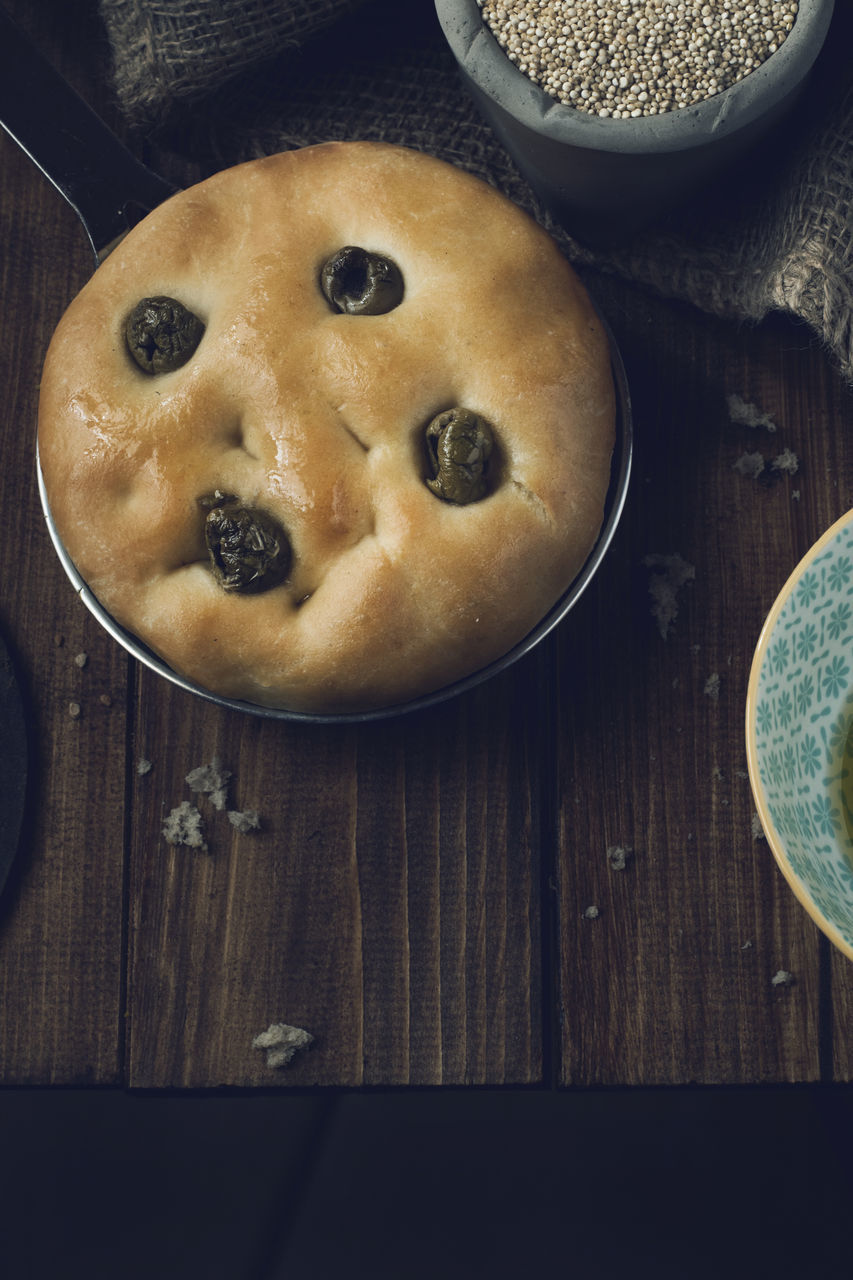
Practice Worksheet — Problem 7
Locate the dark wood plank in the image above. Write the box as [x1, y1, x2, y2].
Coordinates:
[0, 0, 131, 1085]
[555, 280, 853, 1085]
[5, 0, 853, 1091]
[831, 948, 853, 1080]
[125, 658, 547, 1088]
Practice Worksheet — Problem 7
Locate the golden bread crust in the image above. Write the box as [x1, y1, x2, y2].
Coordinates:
[37, 142, 615, 711]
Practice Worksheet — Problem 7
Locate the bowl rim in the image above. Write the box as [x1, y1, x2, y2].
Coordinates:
[745, 505, 853, 963]
[436, 0, 835, 156]
[37, 315, 632, 725]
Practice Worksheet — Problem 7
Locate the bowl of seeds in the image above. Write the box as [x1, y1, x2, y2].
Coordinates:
[435, 0, 834, 242]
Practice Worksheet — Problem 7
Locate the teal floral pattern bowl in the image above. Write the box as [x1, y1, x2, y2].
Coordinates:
[747, 509, 853, 962]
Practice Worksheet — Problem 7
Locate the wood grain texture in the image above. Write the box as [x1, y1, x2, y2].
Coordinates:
[125, 662, 545, 1088]
[4, 0, 853, 1090]
[0, 0, 131, 1085]
[555, 281, 853, 1085]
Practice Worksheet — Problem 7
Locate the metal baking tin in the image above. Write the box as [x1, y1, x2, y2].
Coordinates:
[37, 323, 632, 724]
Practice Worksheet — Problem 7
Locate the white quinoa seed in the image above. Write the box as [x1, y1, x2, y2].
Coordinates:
[478, 0, 798, 117]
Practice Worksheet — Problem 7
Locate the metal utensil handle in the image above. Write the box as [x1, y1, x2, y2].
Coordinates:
[0, 7, 177, 262]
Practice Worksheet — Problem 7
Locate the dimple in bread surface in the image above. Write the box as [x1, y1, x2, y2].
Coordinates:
[37, 142, 616, 712]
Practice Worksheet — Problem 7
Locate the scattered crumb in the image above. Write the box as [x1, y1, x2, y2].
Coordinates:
[792, 489, 801, 501]
[186, 758, 231, 811]
[771, 969, 795, 988]
[161, 759, 262, 855]
[712, 766, 725, 781]
[704, 673, 721, 701]
[741, 940, 753, 950]
[751, 813, 765, 841]
[68, 701, 81, 719]
[771, 448, 799, 475]
[99, 693, 112, 707]
[137, 758, 152, 776]
[607, 845, 632, 871]
[74, 652, 88, 669]
[252, 1023, 314, 1069]
[227, 808, 261, 834]
[642, 553, 696, 639]
[582, 905, 600, 920]
[732, 450, 766, 479]
[162, 799, 207, 852]
[54, 633, 65, 648]
[726, 393, 777, 432]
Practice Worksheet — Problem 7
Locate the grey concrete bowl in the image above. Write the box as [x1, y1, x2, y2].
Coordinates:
[435, 0, 834, 242]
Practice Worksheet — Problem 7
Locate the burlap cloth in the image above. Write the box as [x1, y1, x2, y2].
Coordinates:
[98, 0, 853, 382]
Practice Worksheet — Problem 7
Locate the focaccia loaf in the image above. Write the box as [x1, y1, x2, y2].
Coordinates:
[37, 142, 615, 712]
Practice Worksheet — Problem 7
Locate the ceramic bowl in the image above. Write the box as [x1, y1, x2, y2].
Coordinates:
[435, 0, 834, 242]
[746, 509, 853, 962]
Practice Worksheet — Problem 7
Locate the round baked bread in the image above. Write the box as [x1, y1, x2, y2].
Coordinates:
[37, 142, 615, 713]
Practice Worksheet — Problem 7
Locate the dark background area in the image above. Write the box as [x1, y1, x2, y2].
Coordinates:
[2, 1083, 853, 1278]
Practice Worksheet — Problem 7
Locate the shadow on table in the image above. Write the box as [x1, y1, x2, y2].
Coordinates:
[1, 1084, 851, 1279]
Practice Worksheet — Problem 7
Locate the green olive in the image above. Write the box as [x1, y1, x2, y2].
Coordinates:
[125, 296, 205, 374]
[203, 496, 291, 594]
[425, 408, 495, 504]
[320, 246, 404, 315]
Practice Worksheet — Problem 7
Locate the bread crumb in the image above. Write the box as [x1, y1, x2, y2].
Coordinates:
[732, 451, 766, 479]
[741, 940, 753, 950]
[792, 489, 801, 501]
[642, 553, 695, 638]
[751, 813, 765, 841]
[582, 904, 600, 919]
[162, 799, 207, 852]
[607, 845, 632, 871]
[726, 394, 777, 432]
[252, 1023, 314, 1069]
[74, 652, 88, 668]
[137, 758, 152, 776]
[68, 701, 81, 719]
[771, 969, 795, 988]
[228, 808, 261, 834]
[99, 693, 112, 707]
[704, 673, 721, 701]
[771, 448, 799, 475]
[186, 758, 231, 811]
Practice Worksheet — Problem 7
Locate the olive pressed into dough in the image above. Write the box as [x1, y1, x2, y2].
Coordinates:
[320, 246, 404, 316]
[125, 296, 205, 374]
[425, 408, 495, 504]
[202, 495, 291, 595]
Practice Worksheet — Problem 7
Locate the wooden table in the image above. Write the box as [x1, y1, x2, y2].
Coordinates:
[2, 0, 852, 1092]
